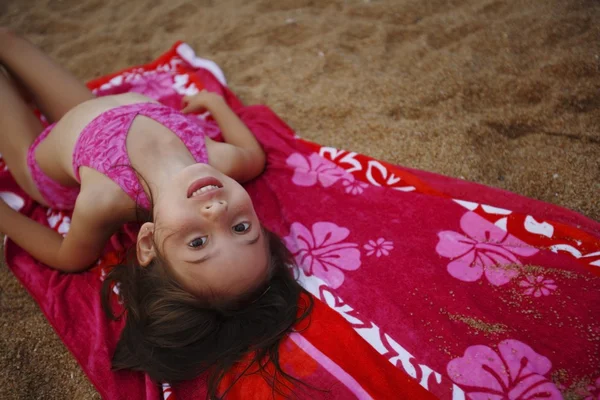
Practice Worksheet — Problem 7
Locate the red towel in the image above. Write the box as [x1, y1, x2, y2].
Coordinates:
[2, 42, 599, 400]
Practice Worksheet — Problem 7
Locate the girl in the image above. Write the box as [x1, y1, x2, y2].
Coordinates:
[0, 28, 312, 396]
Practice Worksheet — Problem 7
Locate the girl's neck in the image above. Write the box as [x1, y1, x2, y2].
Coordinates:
[128, 128, 196, 205]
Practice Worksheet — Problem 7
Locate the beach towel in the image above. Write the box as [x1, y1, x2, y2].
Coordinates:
[2, 42, 599, 400]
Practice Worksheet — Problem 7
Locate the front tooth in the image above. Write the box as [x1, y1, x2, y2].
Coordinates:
[192, 185, 218, 197]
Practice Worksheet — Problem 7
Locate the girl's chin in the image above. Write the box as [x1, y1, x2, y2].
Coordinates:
[180, 163, 218, 179]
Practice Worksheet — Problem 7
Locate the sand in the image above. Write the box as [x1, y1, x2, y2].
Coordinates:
[0, 0, 598, 397]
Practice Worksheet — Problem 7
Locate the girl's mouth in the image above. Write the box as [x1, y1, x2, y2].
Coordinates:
[187, 177, 223, 198]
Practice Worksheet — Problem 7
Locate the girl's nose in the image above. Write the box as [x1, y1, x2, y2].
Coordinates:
[201, 200, 228, 219]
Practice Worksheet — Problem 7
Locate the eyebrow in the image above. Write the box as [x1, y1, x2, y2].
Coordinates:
[187, 233, 262, 265]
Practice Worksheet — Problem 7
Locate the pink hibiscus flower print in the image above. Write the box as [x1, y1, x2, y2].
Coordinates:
[129, 72, 174, 100]
[283, 221, 361, 289]
[342, 176, 369, 195]
[286, 153, 349, 188]
[447, 339, 562, 399]
[519, 275, 557, 297]
[436, 212, 538, 286]
[364, 238, 394, 257]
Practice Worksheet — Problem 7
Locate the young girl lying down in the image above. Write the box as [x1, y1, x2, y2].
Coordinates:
[0, 28, 311, 395]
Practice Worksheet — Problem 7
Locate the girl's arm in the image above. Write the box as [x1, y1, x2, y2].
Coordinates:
[0, 200, 66, 268]
[0, 190, 118, 272]
[182, 92, 266, 182]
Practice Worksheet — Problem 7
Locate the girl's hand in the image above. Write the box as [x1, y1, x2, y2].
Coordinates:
[181, 90, 223, 114]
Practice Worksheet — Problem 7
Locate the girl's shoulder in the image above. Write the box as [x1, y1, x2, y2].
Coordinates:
[57, 171, 134, 272]
[204, 138, 266, 183]
[77, 167, 137, 225]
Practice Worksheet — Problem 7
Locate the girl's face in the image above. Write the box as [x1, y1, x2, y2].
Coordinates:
[147, 163, 268, 296]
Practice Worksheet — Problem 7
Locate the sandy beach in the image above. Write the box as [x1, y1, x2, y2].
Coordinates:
[0, 0, 598, 397]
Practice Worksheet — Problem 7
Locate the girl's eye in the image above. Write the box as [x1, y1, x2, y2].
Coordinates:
[232, 222, 251, 233]
[188, 237, 208, 248]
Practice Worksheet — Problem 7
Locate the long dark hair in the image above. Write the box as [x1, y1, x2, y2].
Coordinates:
[101, 223, 314, 398]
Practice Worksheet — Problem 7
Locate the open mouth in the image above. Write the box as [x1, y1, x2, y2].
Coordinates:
[187, 177, 223, 198]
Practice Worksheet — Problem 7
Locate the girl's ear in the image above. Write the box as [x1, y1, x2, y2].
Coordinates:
[137, 222, 156, 266]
